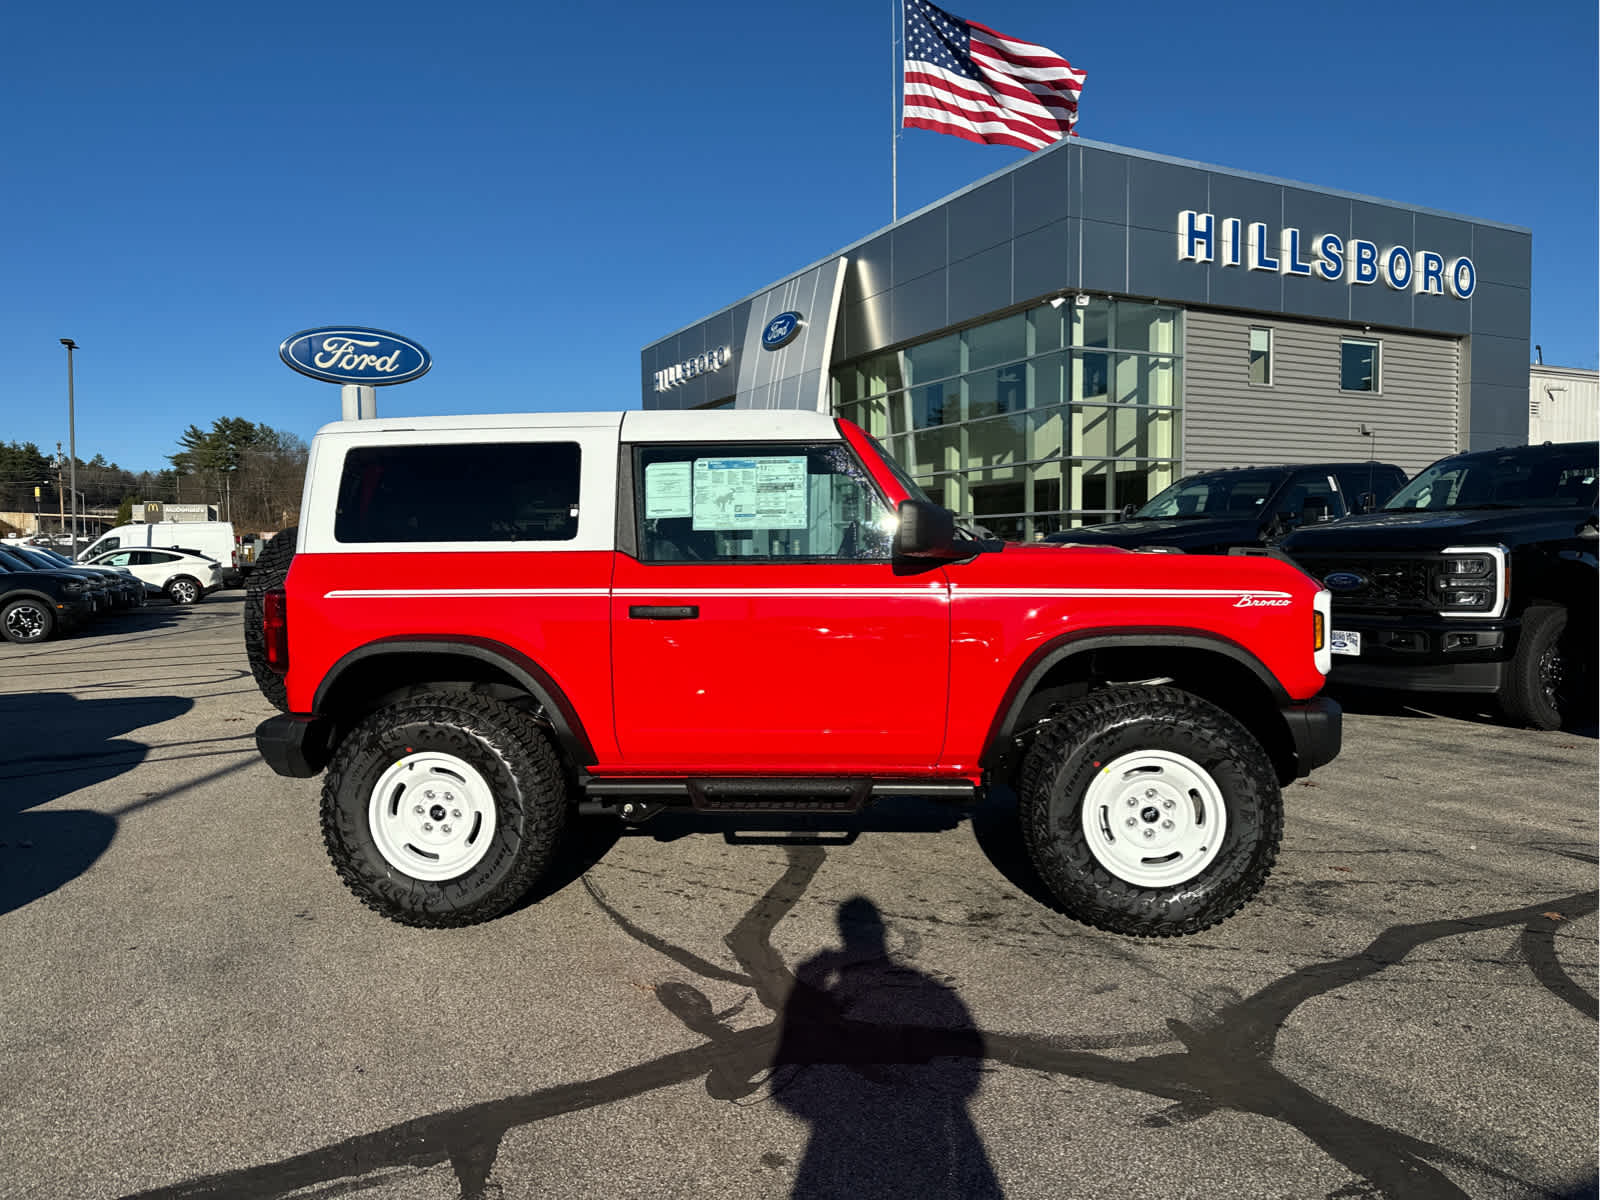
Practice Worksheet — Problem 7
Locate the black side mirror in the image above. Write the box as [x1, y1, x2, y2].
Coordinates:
[1117, 503, 1138, 521]
[1302, 497, 1333, 524]
[894, 498, 957, 558]
[1356, 491, 1377, 514]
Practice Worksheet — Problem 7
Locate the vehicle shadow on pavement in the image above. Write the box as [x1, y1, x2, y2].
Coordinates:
[0, 691, 194, 916]
[119, 843, 1598, 1200]
[1326, 684, 1599, 739]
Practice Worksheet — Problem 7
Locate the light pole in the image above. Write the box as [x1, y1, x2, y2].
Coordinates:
[60, 339, 79, 557]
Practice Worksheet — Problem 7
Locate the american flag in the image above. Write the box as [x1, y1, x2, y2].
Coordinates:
[902, 0, 1085, 151]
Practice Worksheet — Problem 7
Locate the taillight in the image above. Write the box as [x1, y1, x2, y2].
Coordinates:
[263, 588, 289, 674]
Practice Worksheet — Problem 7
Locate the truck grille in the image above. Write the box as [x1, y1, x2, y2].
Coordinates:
[1294, 555, 1434, 612]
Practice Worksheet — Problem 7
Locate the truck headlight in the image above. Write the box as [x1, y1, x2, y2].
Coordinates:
[1436, 546, 1507, 618]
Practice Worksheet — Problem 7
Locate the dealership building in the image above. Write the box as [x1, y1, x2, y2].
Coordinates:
[641, 137, 1532, 540]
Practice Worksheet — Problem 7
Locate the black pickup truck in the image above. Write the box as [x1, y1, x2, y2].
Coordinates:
[1044, 461, 1408, 555]
[1283, 441, 1598, 729]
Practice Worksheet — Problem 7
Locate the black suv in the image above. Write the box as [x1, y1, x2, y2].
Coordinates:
[1283, 441, 1598, 729]
[1043, 462, 1408, 555]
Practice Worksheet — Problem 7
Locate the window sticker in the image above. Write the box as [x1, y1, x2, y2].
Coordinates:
[643, 461, 692, 519]
[692, 456, 808, 530]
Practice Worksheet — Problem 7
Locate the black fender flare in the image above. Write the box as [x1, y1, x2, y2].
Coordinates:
[980, 627, 1292, 773]
[1, 589, 66, 608]
[312, 635, 597, 765]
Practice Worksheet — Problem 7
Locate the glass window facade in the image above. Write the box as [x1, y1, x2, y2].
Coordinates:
[1340, 338, 1381, 392]
[833, 299, 1182, 540]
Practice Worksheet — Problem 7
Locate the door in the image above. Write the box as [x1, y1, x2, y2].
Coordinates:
[610, 440, 950, 772]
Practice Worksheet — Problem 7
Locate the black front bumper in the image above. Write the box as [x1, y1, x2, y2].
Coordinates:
[1326, 614, 1514, 694]
[256, 713, 335, 778]
[1281, 696, 1342, 778]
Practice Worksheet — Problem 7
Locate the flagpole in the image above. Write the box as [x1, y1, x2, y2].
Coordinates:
[892, 0, 901, 221]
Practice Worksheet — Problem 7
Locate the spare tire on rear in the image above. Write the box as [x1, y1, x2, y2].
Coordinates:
[244, 527, 297, 712]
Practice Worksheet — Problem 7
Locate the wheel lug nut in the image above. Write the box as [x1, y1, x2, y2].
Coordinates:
[1162, 798, 1174, 810]
[1126, 797, 1137, 807]
[441, 824, 452, 834]
[444, 792, 454, 801]
[451, 809, 461, 818]
[413, 805, 424, 815]
[1125, 817, 1137, 827]
[425, 790, 436, 799]
[423, 822, 433, 832]
[1161, 819, 1174, 830]
[1142, 828, 1156, 839]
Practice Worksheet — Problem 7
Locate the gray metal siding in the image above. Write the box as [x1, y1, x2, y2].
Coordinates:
[1183, 310, 1459, 475]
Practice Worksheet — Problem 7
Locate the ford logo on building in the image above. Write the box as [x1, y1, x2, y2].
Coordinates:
[1323, 571, 1368, 592]
[279, 326, 432, 386]
[761, 311, 803, 351]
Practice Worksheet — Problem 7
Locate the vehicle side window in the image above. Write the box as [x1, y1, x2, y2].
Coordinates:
[1278, 472, 1346, 521]
[334, 442, 581, 543]
[632, 443, 893, 562]
[134, 551, 170, 565]
[101, 552, 135, 567]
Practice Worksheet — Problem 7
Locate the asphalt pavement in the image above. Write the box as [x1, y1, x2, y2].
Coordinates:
[0, 595, 1595, 1200]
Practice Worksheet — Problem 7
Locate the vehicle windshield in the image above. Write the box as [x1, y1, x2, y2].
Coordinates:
[1384, 445, 1598, 512]
[1134, 470, 1284, 519]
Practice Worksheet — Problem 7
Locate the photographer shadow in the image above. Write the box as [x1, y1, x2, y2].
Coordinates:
[0, 691, 193, 916]
[771, 896, 1003, 1199]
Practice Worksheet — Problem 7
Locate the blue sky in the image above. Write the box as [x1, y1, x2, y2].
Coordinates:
[4, 0, 1595, 472]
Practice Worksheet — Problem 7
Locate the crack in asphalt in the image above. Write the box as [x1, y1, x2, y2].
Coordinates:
[119, 846, 1597, 1200]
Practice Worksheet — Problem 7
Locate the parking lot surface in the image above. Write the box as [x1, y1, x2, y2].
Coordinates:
[1, 595, 1595, 1200]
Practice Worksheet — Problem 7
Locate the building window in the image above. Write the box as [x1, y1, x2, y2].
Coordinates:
[1340, 338, 1381, 392]
[1249, 328, 1272, 386]
[831, 298, 1183, 537]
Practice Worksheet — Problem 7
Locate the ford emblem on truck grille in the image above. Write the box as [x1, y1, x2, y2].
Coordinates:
[1323, 571, 1368, 592]
[279, 326, 432, 386]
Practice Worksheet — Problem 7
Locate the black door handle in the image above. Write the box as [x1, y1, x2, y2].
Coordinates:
[628, 605, 699, 620]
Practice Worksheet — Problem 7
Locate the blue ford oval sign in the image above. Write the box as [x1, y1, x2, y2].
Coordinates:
[279, 326, 432, 386]
[761, 311, 803, 351]
[1323, 571, 1367, 592]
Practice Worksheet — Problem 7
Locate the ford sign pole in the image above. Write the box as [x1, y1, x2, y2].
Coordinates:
[59, 339, 78, 556]
[341, 385, 377, 420]
[280, 327, 431, 422]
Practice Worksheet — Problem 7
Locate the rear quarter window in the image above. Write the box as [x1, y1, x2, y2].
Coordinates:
[334, 442, 582, 544]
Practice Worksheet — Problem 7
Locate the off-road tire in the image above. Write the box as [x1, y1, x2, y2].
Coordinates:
[1018, 685, 1283, 937]
[320, 687, 568, 928]
[166, 575, 202, 605]
[1, 597, 56, 644]
[243, 527, 297, 712]
[1498, 605, 1571, 731]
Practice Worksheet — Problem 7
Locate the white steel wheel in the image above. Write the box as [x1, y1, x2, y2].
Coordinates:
[1080, 749, 1228, 887]
[368, 751, 499, 881]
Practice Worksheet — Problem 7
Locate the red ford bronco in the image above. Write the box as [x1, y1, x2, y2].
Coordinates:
[247, 410, 1339, 936]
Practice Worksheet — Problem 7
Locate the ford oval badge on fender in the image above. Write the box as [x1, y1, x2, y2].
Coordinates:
[279, 326, 432, 386]
[761, 311, 803, 351]
[1323, 571, 1367, 592]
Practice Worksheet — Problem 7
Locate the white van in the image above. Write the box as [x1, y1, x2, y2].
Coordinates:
[80, 521, 240, 585]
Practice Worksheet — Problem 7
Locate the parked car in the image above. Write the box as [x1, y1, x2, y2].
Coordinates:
[84, 547, 224, 604]
[0, 560, 96, 643]
[247, 410, 1340, 937]
[79, 520, 241, 587]
[0, 545, 114, 615]
[1043, 461, 1409, 555]
[6, 544, 144, 608]
[1283, 440, 1598, 729]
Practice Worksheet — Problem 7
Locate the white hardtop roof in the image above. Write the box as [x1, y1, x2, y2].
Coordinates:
[311, 410, 843, 443]
[312, 412, 626, 439]
[621, 410, 840, 442]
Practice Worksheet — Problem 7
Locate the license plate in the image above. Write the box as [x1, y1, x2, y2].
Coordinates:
[1330, 629, 1360, 656]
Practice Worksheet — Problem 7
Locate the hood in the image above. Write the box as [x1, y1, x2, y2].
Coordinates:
[1283, 505, 1591, 552]
[1046, 515, 1263, 552]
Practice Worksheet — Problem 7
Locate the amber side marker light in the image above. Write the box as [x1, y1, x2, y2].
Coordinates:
[1313, 609, 1326, 652]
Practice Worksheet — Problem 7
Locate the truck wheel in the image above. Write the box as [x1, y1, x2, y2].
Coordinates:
[166, 576, 201, 605]
[243, 527, 297, 713]
[1, 598, 56, 644]
[1498, 605, 1571, 731]
[320, 688, 568, 928]
[1018, 686, 1282, 937]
